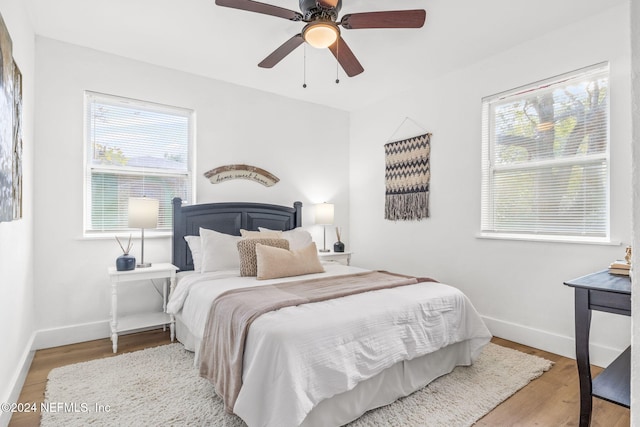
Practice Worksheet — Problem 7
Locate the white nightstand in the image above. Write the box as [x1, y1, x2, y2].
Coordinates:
[317, 251, 352, 265]
[107, 262, 178, 353]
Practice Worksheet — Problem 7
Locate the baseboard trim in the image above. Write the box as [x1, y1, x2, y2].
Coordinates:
[482, 315, 627, 368]
[1, 332, 36, 427]
[32, 320, 111, 350]
[31, 320, 167, 350]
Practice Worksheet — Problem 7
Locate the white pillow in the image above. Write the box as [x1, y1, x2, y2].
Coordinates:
[184, 235, 202, 271]
[240, 229, 282, 239]
[199, 227, 242, 272]
[258, 227, 313, 251]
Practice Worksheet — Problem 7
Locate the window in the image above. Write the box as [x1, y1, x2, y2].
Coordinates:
[481, 63, 609, 242]
[85, 92, 193, 234]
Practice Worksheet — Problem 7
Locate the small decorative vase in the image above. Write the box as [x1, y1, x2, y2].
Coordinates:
[116, 253, 136, 271]
[333, 241, 345, 253]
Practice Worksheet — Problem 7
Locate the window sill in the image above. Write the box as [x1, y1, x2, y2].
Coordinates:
[476, 232, 620, 246]
[80, 231, 172, 240]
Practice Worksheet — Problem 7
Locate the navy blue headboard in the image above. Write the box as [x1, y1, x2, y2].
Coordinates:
[172, 198, 303, 272]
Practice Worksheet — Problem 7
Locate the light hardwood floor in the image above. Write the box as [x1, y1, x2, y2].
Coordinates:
[8, 331, 630, 427]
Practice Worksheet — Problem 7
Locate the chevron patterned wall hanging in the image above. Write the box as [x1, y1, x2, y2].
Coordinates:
[384, 133, 431, 221]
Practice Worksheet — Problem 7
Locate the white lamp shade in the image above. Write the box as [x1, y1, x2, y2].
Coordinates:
[303, 23, 339, 49]
[128, 197, 159, 229]
[315, 203, 334, 225]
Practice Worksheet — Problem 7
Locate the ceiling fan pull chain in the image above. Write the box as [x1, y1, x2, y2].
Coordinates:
[335, 41, 340, 84]
[303, 43, 308, 88]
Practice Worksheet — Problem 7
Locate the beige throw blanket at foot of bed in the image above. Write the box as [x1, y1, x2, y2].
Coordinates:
[199, 270, 436, 414]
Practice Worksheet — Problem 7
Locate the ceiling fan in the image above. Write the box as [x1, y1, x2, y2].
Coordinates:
[215, 0, 426, 77]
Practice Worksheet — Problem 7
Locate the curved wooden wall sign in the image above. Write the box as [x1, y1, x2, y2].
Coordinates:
[204, 164, 280, 187]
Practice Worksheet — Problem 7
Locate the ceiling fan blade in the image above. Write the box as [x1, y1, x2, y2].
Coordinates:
[340, 9, 426, 30]
[328, 37, 364, 77]
[258, 34, 305, 68]
[215, 0, 303, 21]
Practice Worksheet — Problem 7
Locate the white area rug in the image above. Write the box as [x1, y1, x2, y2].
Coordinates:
[41, 342, 552, 427]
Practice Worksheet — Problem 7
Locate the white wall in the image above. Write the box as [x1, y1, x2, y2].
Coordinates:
[349, 4, 631, 367]
[0, 0, 35, 425]
[33, 37, 350, 347]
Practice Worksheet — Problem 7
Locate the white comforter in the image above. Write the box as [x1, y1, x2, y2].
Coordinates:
[167, 264, 492, 427]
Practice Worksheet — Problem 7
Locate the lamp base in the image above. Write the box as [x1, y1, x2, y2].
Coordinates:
[318, 249, 330, 253]
[137, 262, 152, 268]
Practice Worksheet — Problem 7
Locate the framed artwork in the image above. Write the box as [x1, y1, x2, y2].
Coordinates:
[12, 60, 22, 220]
[0, 12, 23, 222]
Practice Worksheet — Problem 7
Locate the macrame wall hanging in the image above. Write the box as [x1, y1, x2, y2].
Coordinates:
[384, 118, 431, 221]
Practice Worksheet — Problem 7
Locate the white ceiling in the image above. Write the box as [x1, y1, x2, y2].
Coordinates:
[24, 0, 625, 111]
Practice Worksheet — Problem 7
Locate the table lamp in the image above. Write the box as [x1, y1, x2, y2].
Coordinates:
[315, 203, 334, 253]
[128, 197, 159, 268]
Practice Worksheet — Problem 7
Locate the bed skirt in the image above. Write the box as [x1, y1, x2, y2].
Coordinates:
[175, 314, 199, 364]
[176, 316, 476, 426]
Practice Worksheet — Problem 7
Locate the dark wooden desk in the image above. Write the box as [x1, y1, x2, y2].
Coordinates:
[564, 270, 631, 427]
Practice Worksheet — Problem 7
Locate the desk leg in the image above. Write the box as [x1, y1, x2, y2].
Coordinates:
[575, 288, 592, 427]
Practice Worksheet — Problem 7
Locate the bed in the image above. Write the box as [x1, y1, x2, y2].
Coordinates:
[167, 198, 492, 427]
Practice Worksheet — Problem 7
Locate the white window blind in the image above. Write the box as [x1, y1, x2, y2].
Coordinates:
[481, 63, 609, 241]
[85, 92, 193, 234]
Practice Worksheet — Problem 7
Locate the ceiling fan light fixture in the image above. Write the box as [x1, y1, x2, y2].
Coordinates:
[303, 22, 339, 48]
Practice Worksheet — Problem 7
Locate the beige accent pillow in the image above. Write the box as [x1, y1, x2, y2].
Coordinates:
[256, 242, 325, 280]
[240, 229, 282, 239]
[237, 238, 289, 277]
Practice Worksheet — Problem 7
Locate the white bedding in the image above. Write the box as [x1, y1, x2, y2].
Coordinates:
[167, 264, 375, 360]
[167, 264, 492, 427]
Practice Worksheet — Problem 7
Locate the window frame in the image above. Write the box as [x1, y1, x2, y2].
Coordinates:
[480, 63, 611, 244]
[83, 91, 195, 237]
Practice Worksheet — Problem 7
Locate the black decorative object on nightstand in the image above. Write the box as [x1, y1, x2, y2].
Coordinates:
[115, 235, 135, 271]
[334, 226, 344, 252]
[116, 254, 136, 271]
